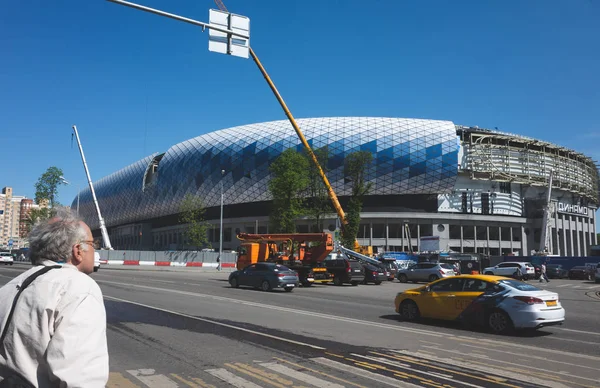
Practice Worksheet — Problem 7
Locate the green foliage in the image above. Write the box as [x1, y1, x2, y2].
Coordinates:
[341, 151, 373, 247]
[302, 146, 333, 232]
[268, 149, 310, 233]
[23, 207, 53, 235]
[34, 167, 66, 208]
[178, 194, 210, 249]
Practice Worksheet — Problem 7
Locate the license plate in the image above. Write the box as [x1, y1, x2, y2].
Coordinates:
[546, 300, 557, 307]
[286, 284, 295, 287]
[378, 273, 384, 275]
[354, 270, 361, 272]
[307, 278, 314, 282]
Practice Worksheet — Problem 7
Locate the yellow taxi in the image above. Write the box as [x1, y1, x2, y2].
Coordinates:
[394, 274, 565, 334]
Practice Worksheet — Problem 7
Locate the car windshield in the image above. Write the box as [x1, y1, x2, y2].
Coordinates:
[272, 264, 291, 271]
[440, 263, 454, 270]
[498, 279, 541, 291]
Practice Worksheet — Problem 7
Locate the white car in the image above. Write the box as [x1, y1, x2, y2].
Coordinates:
[0, 252, 14, 265]
[483, 261, 535, 280]
[94, 252, 101, 272]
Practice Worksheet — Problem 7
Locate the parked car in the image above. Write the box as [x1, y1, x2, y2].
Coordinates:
[0, 252, 14, 265]
[94, 252, 101, 272]
[567, 266, 592, 280]
[361, 264, 387, 285]
[596, 265, 600, 284]
[546, 264, 568, 279]
[378, 258, 398, 281]
[483, 262, 535, 280]
[324, 258, 365, 286]
[394, 275, 565, 334]
[229, 262, 299, 292]
[397, 262, 455, 283]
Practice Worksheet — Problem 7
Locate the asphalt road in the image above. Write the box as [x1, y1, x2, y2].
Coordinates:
[1, 263, 599, 388]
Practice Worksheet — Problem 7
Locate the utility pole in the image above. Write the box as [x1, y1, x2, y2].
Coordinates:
[218, 169, 225, 271]
[72, 125, 113, 250]
[539, 170, 554, 254]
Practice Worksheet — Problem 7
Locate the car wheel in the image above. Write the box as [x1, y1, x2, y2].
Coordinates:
[398, 274, 408, 283]
[428, 275, 438, 282]
[261, 280, 272, 292]
[230, 277, 239, 288]
[399, 300, 420, 321]
[93, 266, 99, 272]
[351, 281, 359, 286]
[284, 287, 294, 292]
[374, 281, 382, 285]
[487, 309, 513, 334]
[302, 281, 313, 287]
[484, 271, 494, 275]
[333, 276, 343, 286]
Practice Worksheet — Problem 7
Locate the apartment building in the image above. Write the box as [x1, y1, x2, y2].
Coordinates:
[0, 187, 45, 249]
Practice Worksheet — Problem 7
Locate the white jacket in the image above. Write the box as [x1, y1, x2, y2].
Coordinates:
[0, 260, 109, 387]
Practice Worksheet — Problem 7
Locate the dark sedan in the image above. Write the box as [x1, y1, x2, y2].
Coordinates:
[362, 264, 387, 285]
[546, 264, 568, 279]
[568, 266, 592, 280]
[229, 262, 299, 292]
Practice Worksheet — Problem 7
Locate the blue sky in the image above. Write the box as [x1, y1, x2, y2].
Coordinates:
[1, 0, 598, 219]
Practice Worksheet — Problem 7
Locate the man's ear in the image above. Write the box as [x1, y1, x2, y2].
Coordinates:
[71, 243, 83, 265]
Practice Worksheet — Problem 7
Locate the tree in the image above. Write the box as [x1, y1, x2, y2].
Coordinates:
[23, 207, 53, 235]
[302, 146, 333, 232]
[178, 194, 210, 249]
[34, 167, 66, 208]
[268, 149, 310, 233]
[340, 151, 373, 248]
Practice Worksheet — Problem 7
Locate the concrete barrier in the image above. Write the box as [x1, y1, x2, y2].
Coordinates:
[96, 249, 237, 269]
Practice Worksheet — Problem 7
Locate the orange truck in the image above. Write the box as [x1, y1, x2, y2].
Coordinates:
[236, 233, 334, 286]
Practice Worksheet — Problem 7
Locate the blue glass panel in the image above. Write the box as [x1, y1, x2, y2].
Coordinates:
[426, 144, 442, 159]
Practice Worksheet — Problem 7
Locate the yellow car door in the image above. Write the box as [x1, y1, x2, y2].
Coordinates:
[424, 278, 466, 320]
[451, 279, 492, 319]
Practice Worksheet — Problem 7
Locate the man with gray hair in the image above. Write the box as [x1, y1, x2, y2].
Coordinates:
[0, 208, 109, 387]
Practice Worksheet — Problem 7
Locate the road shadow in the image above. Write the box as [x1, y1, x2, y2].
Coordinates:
[378, 314, 554, 338]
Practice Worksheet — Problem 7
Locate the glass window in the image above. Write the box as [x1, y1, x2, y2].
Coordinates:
[449, 225, 461, 239]
[463, 279, 490, 292]
[430, 278, 465, 292]
[389, 224, 402, 238]
[372, 224, 385, 238]
[419, 224, 433, 237]
[357, 223, 370, 238]
[498, 279, 541, 291]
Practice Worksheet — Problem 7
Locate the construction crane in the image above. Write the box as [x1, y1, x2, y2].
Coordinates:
[213, 0, 371, 256]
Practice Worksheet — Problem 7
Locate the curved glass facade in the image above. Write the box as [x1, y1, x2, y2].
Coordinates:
[74, 117, 459, 229]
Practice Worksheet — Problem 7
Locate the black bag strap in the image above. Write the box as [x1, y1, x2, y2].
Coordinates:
[0, 265, 62, 345]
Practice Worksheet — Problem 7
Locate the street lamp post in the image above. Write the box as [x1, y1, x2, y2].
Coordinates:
[60, 177, 80, 216]
[218, 170, 225, 271]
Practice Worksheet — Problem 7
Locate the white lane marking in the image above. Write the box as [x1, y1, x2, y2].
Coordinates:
[350, 353, 484, 388]
[99, 279, 445, 337]
[311, 357, 423, 388]
[453, 335, 600, 362]
[459, 343, 600, 372]
[260, 362, 344, 388]
[556, 284, 570, 288]
[546, 336, 600, 345]
[205, 368, 263, 388]
[572, 285, 582, 288]
[410, 348, 572, 388]
[127, 369, 179, 388]
[104, 295, 325, 350]
[586, 284, 600, 289]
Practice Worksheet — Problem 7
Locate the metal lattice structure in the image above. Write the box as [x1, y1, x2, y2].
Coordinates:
[458, 126, 599, 205]
[74, 117, 459, 229]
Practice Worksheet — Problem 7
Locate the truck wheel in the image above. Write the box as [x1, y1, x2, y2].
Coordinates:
[333, 276, 343, 286]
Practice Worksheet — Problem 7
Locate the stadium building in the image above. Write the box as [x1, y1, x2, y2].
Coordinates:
[73, 117, 599, 257]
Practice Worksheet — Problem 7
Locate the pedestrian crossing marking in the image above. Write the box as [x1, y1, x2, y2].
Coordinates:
[233, 362, 295, 386]
[170, 373, 216, 388]
[107, 372, 142, 388]
[273, 357, 369, 388]
[205, 367, 263, 388]
[260, 362, 345, 388]
[127, 369, 178, 388]
[224, 362, 290, 388]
